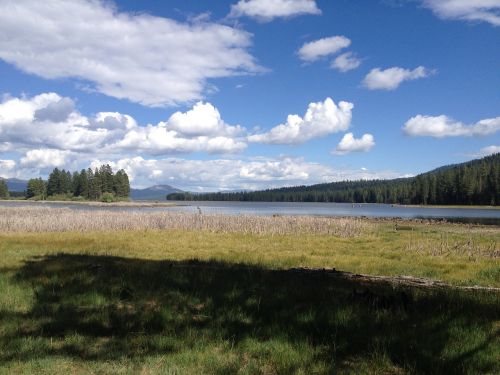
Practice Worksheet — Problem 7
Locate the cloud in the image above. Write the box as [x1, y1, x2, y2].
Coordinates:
[20, 149, 72, 168]
[0, 93, 108, 152]
[248, 97, 353, 144]
[331, 52, 361, 72]
[0, 159, 15, 170]
[298, 36, 351, 62]
[229, 0, 321, 21]
[113, 102, 247, 154]
[0, 159, 16, 178]
[0, 92, 247, 155]
[403, 115, 500, 137]
[0, 143, 12, 152]
[422, 0, 500, 26]
[116, 130, 247, 155]
[0, 0, 262, 107]
[34, 97, 75, 123]
[333, 133, 375, 155]
[363, 66, 431, 90]
[89, 156, 403, 190]
[470, 145, 500, 158]
[167, 102, 244, 137]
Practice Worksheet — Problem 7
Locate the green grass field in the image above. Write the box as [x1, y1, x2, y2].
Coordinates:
[0, 220, 499, 374]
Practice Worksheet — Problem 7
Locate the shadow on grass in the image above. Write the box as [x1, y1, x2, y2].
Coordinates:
[1, 253, 499, 373]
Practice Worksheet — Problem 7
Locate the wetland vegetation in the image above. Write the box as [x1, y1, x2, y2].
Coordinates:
[0, 208, 498, 374]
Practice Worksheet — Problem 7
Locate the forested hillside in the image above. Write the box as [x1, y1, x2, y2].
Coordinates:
[168, 153, 500, 206]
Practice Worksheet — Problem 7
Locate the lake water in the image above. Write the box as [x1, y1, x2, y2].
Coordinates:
[1, 200, 499, 225]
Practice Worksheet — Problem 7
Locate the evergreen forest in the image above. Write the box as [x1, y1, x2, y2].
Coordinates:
[168, 153, 500, 206]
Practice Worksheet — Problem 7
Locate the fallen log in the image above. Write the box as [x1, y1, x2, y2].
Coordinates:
[288, 267, 500, 292]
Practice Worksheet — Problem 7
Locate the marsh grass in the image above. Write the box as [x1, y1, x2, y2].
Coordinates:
[0, 207, 371, 237]
[405, 233, 498, 259]
[0, 210, 498, 286]
[0, 254, 499, 374]
[0, 208, 499, 373]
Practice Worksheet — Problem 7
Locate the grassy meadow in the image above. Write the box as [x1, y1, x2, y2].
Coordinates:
[0, 207, 499, 374]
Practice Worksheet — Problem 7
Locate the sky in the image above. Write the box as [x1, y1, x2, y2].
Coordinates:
[0, 0, 499, 190]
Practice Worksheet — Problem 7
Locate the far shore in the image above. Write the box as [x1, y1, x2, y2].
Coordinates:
[392, 203, 500, 210]
[1, 199, 178, 208]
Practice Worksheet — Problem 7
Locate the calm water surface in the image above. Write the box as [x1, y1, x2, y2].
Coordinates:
[1, 200, 499, 224]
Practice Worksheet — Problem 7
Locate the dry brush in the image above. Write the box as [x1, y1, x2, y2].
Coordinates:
[0, 207, 371, 237]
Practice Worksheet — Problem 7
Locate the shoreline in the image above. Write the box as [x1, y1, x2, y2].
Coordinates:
[0, 200, 498, 225]
[392, 203, 500, 210]
[0, 203, 498, 227]
[167, 200, 500, 210]
[3, 199, 499, 210]
[1, 199, 178, 208]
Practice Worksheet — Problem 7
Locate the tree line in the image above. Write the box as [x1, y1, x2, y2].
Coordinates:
[25, 164, 130, 201]
[168, 153, 500, 206]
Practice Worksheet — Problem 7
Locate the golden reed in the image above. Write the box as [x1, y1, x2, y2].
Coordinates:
[0, 207, 371, 237]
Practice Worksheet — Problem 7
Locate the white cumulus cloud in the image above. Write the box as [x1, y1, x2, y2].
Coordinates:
[333, 133, 375, 155]
[0, 159, 16, 178]
[0, 93, 248, 155]
[471, 145, 500, 157]
[298, 36, 351, 62]
[248, 97, 353, 144]
[331, 52, 361, 72]
[113, 102, 247, 154]
[229, 0, 321, 21]
[167, 102, 244, 137]
[0, 159, 15, 170]
[422, 0, 500, 26]
[363, 66, 431, 90]
[0, 0, 262, 107]
[20, 149, 72, 168]
[0, 93, 112, 152]
[403, 115, 500, 137]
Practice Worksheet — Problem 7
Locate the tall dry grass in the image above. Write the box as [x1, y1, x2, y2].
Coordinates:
[0, 207, 371, 237]
[405, 232, 498, 259]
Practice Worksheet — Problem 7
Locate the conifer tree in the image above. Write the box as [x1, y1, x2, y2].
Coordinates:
[26, 178, 46, 199]
[47, 168, 61, 196]
[0, 179, 9, 199]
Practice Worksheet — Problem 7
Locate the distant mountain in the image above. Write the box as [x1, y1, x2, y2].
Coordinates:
[0, 178, 28, 192]
[131, 184, 183, 200]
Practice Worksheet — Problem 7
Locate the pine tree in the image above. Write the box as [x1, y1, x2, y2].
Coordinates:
[89, 168, 102, 200]
[99, 164, 114, 193]
[26, 178, 46, 199]
[0, 179, 9, 199]
[79, 169, 90, 199]
[72, 171, 82, 197]
[47, 168, 61, 196]
[59, 170, 72, 194]
[113, 169, 130, 198]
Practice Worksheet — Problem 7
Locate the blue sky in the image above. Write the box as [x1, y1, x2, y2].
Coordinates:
[0, 0, 498, 190]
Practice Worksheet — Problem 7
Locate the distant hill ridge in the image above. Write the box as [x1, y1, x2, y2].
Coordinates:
[168, 153, 500, 206]
[130, 184, 183, 200]
[0, 178, 28, 192]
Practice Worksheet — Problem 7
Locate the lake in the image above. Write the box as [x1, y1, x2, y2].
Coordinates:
[1, 200, 499, 225]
